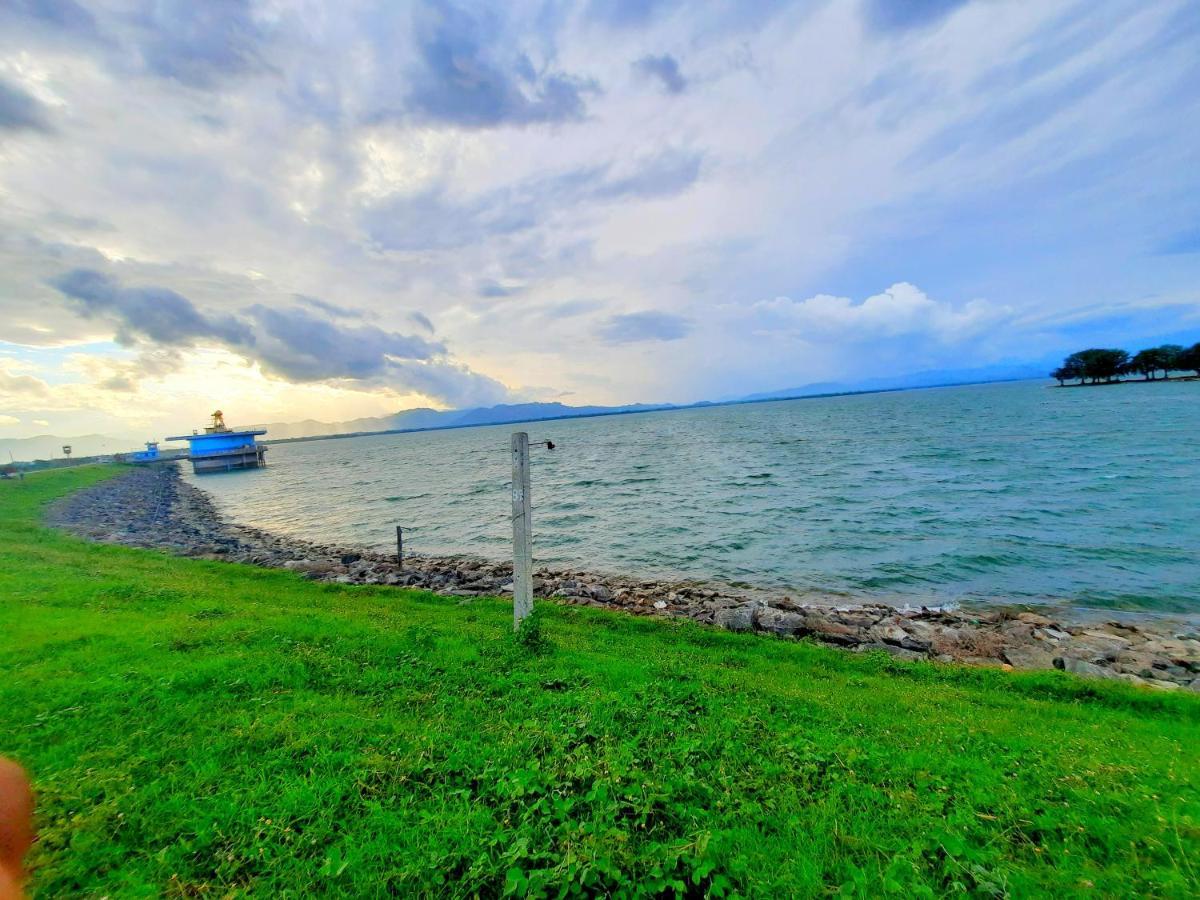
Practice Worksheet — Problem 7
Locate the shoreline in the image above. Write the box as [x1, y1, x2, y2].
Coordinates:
[48, 463, 1200, 690]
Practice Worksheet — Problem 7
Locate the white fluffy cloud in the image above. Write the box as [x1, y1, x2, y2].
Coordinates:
[749, 283, 1012, 343]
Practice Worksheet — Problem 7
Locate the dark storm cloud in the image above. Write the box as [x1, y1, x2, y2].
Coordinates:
[599, 311, 691, 343]
[365, 150, 701, 251]
[246, 305, 443, 382]
[403, 0, 597, 128]
[46, 268, 483, 398]
[0, 78, 52, 132]
[862, 0, 972, 33]
[50, 268, 255, 347]
[633, 54, 686, 94]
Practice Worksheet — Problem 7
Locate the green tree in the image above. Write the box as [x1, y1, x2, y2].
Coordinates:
[1129, 348, 1161, 380]
[1155, 344, 1184, 379]
[1179, 342, 1200, 376]
[1057, 352, 1089, 385]
[1073, 348, 1129, 383]
[1051, 356, 1084, 385]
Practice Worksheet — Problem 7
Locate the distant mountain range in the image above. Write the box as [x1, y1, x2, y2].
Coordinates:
[737, 362, 1051, 402]
[2, 363, 1053, 461]
[253, 402, 674, 441]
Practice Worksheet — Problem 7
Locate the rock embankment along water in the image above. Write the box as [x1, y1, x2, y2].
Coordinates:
[48, 464, 1200, 691]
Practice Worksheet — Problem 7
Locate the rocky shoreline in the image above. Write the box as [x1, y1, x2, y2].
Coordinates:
[47, 463, 1200, 691]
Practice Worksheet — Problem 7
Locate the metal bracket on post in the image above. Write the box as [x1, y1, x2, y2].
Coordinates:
[511, 431, 533, 630]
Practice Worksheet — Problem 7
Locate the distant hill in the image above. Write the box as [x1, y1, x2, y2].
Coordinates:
[738, 363, 1051, 402]
[0, 433, 134, 462]
[255, 401, 675, 443]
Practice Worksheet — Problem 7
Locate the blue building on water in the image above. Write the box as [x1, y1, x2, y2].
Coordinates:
[166, 411, 267, 474]
[130, 441, 160, 463]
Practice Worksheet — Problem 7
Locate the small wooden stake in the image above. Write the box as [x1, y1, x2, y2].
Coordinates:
[511, 431, 533, 630]
[395, 526, 404, 571]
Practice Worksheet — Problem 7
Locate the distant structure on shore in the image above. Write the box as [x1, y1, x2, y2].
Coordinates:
[130, 441, 160, 464]
[166, 411, 267, 475]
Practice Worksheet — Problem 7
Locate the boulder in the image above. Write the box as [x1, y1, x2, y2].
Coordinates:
[1001, 645, 1056, 670]
[1054, 656, 1117, 680]
[1016, 611, 1055, 627]
[755, 607, 806, 636]
[713, 605, 755, 633]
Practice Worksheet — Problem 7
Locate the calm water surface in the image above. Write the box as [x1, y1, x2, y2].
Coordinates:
[186, 381, 1200, 614]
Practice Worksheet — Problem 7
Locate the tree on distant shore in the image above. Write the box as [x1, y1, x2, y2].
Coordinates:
[1051, 357, 1084, 385]
[1052, 342, 1199, 385]
[1156, 344, 1184, 379]
[1058, 348, 1128, 384]
[1181, 342, 1200, 376]
[1128, 349, 1163, 380]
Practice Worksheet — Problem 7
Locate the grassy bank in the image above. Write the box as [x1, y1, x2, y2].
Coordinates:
[2, 468, 1198, 896]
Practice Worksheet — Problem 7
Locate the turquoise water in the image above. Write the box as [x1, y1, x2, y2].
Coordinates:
[187, 380, 1200, 614]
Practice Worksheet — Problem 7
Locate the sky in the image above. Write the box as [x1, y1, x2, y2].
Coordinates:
[1, 0, 1198, 442]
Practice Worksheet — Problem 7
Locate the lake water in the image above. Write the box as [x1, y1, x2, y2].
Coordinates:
[186, 380, 1200, 615]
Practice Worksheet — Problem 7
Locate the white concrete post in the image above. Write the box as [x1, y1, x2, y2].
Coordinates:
[511, 431, 533, 629]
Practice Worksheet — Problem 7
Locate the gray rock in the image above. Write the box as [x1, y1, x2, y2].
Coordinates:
[1001, 646, 1056, 670]
[1053, 656, 1116, 680]
[755, 607, 806, 636]
[713, 605, 755, 633]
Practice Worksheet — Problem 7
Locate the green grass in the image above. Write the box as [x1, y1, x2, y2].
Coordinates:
[2, 467, 1198, 897]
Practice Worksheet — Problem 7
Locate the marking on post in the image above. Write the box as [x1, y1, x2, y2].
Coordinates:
[511, 431, 533, 630]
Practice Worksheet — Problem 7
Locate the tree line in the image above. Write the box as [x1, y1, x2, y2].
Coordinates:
[1052, 343, 1200, 385]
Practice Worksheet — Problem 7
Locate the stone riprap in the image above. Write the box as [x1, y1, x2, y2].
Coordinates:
[47, 464, 1200, 691]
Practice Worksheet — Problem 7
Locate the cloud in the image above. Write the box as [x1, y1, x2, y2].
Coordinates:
[861, 0, 973, 34]
[45, 269, 506, 407]
[586, 0, 681, 29]
[409, 311, 436, 333]
[1, 0, 98, 38]
[129, 0, 273, 89]
[749, 283, 1011, 343]
[388, 359, 511, 408]
[633, 54, 687, 94]
[595, 149, 701, 200]
[364, 150, 701, 251]
[65, 347, 185, 395]
[296, 294, 367, 319]
[0, 367, 50, 399]
[600, 311, 692, 343]
[477, 279, 521, 298]
[401, 0, 597, 128]
[247, 304, 442, 382]
[50, 269, 255, 347]
[0, 77, 52, 132]
[32, 419, 49, 427]
[0, 415, 19, 425]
